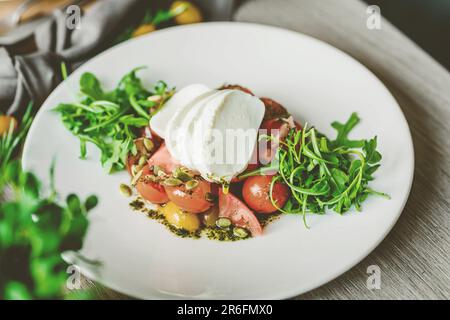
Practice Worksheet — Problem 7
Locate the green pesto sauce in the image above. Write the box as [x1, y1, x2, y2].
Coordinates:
[128, 197, 279, 241]
[258, 212, 281, 227]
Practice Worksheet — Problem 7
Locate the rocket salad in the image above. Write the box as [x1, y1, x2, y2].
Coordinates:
[55, 68, 387, 240]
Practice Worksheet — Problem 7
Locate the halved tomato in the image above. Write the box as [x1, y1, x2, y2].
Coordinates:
[135, 166, 169, 204]
[164, 180, 213, 213]
[147, 143, 180, 174]
[218, 190, 263, 236]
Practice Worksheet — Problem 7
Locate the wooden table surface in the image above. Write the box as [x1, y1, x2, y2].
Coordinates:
[3, 0, 448, 299]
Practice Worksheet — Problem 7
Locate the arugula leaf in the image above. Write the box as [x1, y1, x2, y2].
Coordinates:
[331, 112, 365, 148]
[252, 113, 388, 226]
[55, 67, 174, 173]
[363, 137, 382, 164]
[80, 73, 105, 101]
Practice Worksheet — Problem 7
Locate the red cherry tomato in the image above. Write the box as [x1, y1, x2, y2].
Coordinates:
[257, 119, 290, 165]
[136, 166, 169, 204]
[218, 189, 263, 236]
[164, 180, 213, 213]
[260, 118, 290, 140]
[260, 97, 289, 120]
[220, 84, 254, 95]
[242, 175, 289, 214]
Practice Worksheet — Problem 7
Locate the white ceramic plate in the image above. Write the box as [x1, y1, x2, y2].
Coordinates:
[22, 22, 414, 299]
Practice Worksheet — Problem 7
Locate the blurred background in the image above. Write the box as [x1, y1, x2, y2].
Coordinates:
[369, 0, 450, 69]
[0, 0, 449, 68]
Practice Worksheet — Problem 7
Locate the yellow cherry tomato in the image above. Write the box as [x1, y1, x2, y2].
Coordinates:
[171, 1, 202, 25]
[0, 115, 17, 136]
[132, 24, 156, 38]
[160, 202, 200, 232]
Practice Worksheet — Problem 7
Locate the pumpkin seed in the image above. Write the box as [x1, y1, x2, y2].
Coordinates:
[152, 165, 163, 176]
[138, 155, 147, 167]
[233, 227, 249, 238]
[131, 164, 142, 176]
[216, 217, 231, 229]
[173, 167, 193, 182]
[163, 177, 183, 187]
[185, 179, 199, 190]
[143, 138, 154, 152]
[131, 168, 144, 186]
[143, 174, 157, 183]
[134, 138, 148, 154]
[119, 184, 132, 197]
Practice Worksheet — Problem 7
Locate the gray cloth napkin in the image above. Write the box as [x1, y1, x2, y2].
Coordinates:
[0, 0, 145, 115]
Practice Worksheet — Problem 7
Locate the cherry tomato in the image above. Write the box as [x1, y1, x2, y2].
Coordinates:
[260, 97, 289, 120]
[147, 143, 180, 174]
[219, 84, 254, 95]
[172, 1, 203, 25]
[257, 118, 290, 165]
[261, 118, 290, 140]
[136, 166, 169, 204]
[164, 180, 213, 213]
[0, 115, 17, 136]
[218, 189, 263, 236]
[132, 24, 156, 38]
[242, 175, 289, 214]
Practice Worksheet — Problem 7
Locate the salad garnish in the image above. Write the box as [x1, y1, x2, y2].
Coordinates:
[55, 67, 174, 173]
[260, 114, 389, 227]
